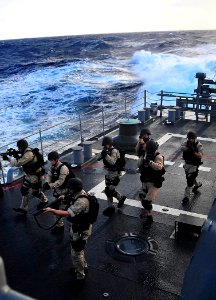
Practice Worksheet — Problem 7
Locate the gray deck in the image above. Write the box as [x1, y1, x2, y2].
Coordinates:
[1, 115, 216, 300]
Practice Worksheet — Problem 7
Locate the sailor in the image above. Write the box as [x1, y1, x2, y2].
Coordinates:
[138, 140, 165, 229]
[44, 178, 91, 289]
[42, 151, 70, 232]
[8, 139, 48, 213]
[135, 128, 152, 157]
[181, 131, 203, 205]
[100, 136, 126, 217]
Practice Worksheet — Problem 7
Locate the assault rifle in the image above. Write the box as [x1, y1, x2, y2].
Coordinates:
[33, 193, 73, 230]
[0, 148, 21, 160]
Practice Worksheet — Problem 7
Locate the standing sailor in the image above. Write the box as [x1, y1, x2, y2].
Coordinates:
[100, 136, 126, 217]
[181, 131, 203, 205]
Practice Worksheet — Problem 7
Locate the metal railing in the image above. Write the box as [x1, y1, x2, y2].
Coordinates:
[2, 87, 213, 184]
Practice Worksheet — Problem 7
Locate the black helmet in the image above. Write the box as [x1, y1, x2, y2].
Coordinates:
[67, 178, 83, 192]
[140, 128, 151, 136]
[48, 151, 59, 161]
[102, 136, 113, 146]
[146, 140, 158, 154]
[17, 139, 28, 149]
[187, 131, 197, 139]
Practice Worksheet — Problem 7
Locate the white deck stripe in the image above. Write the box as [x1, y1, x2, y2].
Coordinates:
[157, 133, 173, 146]
[88, 180, 207, 219]
[178, 163, 211, 172]
[171, 133, 216, 142]
[164, 161, 175, 166]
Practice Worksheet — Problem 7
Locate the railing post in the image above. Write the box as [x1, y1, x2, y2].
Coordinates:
[124, 99, 128, 119]
[160, 90, 163, 118]
[144, 90, 147, 108]
[39, 130, 44, 157]
[79, 115, 84, 143]
[102, 107, 105, 136]
[0, 161, 6, 186]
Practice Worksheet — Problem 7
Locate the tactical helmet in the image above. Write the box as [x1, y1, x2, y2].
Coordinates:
[67, 178, 83, 192]
[17, 139, 28, 149]
[48, 151, 59, 161]
[187, 131, 197, 139]
[102, 136, 113, 146]
[146, 140, 158, 154]
[140, 128, 151, 137]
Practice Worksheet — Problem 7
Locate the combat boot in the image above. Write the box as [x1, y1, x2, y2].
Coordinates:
[117, 195, 126, 208]
[182, 197, 189, 205]
[192, 183, 202, 193]
[143, 215, 153, 229]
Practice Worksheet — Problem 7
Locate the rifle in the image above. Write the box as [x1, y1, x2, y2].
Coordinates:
[33, 192, 73, 230]
[0, 148, 21, 160]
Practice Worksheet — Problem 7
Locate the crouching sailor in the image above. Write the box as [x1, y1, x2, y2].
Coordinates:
[138, 140, 165, 229]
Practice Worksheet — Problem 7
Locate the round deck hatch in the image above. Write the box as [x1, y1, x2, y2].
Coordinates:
[115, 234, 148, 256]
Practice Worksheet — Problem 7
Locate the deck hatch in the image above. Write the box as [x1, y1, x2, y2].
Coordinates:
[115, 233, 149, 256]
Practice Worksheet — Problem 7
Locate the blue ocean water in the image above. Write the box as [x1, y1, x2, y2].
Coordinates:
[0, 30, 216, 148]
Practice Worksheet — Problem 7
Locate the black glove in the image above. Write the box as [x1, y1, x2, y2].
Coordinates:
[101, 149, 108, 159]
[43, 182, 51, 191]
[2, 154, 9, 161]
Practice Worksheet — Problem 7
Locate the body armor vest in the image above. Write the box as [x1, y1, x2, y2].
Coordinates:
[103, 147, 117, 171]
[140, 152, 165, 183]
[183, 142, 202, 166]
[22, 150, 38, 175]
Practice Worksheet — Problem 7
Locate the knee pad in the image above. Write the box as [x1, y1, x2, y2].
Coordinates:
[141, 199, 152, 211]
[105, 186, 115, 197]
[71, 239, 86, 252]
[21, 186, 29, 196]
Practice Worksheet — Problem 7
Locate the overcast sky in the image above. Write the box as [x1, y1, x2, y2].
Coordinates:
[0, 0, 216, 40]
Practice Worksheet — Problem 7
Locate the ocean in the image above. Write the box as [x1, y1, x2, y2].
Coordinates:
[0, 30, 216, 149]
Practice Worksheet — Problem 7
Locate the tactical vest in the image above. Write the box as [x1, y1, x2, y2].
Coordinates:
[22, 149, 39, 175]
[103, 147, 120, 171]
[140, 152, 165, 183]
[67, 195, 91, 231]
[183, 142, 202, 166]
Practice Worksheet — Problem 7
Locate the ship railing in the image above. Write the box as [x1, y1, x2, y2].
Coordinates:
[1, 88, 214, 185]
[0, 91, 148, 184]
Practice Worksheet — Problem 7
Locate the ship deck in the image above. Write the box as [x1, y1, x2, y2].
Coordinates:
[1, 115, 216, 300]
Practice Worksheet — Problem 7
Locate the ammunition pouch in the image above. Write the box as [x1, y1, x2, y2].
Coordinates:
[105, 175, 120, 187]
[154, 177, 165, 188]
